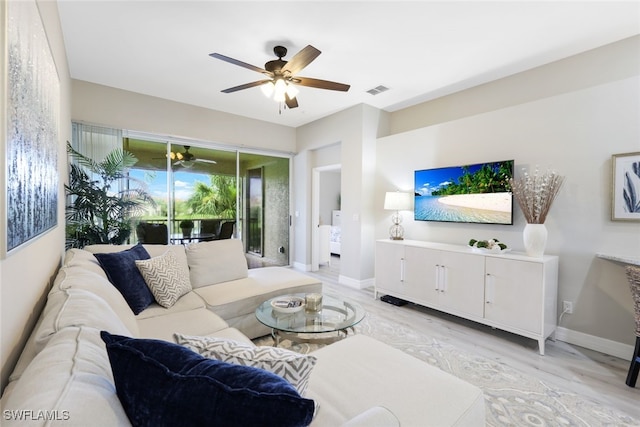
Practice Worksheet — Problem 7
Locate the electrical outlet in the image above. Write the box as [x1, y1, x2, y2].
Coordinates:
[563, 301, 573, 314]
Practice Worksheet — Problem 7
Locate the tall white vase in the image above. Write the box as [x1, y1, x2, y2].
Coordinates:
[523, 223, 547, 258]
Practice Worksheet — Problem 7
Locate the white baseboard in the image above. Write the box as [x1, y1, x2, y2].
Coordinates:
[293, 261, 311, 272]
[555, 327, 633, 361]
[339, 275, 374, 290]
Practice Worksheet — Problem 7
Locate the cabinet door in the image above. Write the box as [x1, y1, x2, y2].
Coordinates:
[404, 246, 439, 305]
[375, 242, 405, 294]
[438, 251, 485, 318]
[485, 257, 543, 333]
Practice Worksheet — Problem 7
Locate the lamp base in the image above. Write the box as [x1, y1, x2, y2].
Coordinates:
[389, 222, 404, 240]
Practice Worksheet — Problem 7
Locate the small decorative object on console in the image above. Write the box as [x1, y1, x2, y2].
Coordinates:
[468, 238, 510, 253]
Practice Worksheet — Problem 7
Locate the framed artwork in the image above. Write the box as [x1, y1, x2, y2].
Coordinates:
[611, 151, 640, 222]
[5, 0, 60, 253]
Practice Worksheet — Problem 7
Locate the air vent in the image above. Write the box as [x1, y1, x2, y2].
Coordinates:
[366, 85, 390, 96]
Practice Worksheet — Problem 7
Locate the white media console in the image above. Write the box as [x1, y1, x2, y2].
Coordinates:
[375, 239, 559, 355]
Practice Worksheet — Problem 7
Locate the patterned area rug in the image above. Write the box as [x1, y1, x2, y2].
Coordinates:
[254, 311, 640, 426]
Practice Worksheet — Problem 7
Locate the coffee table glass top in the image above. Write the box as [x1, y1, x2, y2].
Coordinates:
[255, 293, 365, 334]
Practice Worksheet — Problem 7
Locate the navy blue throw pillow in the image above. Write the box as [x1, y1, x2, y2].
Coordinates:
[94, 244, 154, 314]
[101, 332, 315, 427]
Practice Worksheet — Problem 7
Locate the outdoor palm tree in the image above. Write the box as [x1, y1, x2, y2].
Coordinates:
[65, 142, 153, 248]
[186, 175, 236, 218]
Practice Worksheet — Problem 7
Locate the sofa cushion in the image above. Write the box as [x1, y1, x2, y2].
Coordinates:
[93, 244, 154, 314]
[307, 335, 485, 426]
[136, 250, 192, 308]
[194, 266, 323, 320]
[185, 239, 248, 288]
[135, 292, 206, 320]
[342, 406, 400, 427]
[101, 332, 316, 427]
[136, 308, 230, 342]
[64, 247, 111, 277]
[1, 327, 130, 427]
[175, 334, 317, 396]
[84, 244, 189, 270]
[52, 266, 139, 335]
[34, 288, 135, 356]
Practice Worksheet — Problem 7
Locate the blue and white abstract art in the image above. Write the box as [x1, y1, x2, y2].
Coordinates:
[6, 0, 60, 252]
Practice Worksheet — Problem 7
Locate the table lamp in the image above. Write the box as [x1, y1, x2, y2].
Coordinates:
[384, 191, 412, 240]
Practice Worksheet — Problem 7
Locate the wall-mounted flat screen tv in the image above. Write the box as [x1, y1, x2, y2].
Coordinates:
[414, 160, 514, 225]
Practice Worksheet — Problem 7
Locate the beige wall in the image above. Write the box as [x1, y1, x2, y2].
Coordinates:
[1, 0, 71, 392]
[377, 36, 640, 357]
[72, 80, 296, 153]
[390, 35, 640, 136]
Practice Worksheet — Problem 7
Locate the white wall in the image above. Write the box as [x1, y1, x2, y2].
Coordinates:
[1, 0, 71, 392]
[295, 105, 389, 285]
[319, 171, 340, 226]
[375, 38, 640, 352]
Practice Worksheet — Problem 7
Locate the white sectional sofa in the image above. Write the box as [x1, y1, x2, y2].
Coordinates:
[1, 239, 485, 426]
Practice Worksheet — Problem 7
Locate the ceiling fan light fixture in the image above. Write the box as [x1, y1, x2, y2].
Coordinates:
[285, 83, 299, 100]
[181, 160, 195, 169]
[261, 81, 275, 98]
[274, 79, 288, 102]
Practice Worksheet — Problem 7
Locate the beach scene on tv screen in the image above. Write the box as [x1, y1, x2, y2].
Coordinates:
[414, 160, 514, 224]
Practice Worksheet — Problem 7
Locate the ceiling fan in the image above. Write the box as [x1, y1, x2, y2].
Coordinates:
[167, 146, 217, 169]
[209, 45, 350, 109]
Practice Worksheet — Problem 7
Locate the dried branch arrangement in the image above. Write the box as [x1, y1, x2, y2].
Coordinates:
[509, 167, 565, 224]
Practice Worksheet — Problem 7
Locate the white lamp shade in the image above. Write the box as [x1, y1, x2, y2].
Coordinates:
[384, 191, 412, 211]
[273, 79, 287, 102]
[285, 83, 299, 99]
[261, 81, 275, 97]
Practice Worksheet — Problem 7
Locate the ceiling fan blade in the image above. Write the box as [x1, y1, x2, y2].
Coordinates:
[293, 77, 350, 92]
[221, 80, 272, 93]
[281, 45, 321, 76]
[196, 159, 218, 164]
[285, 93, 299, 109]
[209, 53, 269, 75]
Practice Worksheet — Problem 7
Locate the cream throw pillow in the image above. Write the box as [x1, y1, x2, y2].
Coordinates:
[136, 251, 192, 308]
[175, 334, 317, 396]
[185, 240, 248, 288]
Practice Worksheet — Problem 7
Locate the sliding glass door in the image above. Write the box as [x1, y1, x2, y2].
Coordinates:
[71, 124, 291, 266]
[121, 135, 290, 267]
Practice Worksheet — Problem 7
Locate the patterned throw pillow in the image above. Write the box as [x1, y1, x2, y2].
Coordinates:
[135, 251, 192, 308]
[175, 334, 317, 396]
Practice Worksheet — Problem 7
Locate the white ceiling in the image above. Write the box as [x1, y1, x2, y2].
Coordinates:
[57, 1, 640, 128]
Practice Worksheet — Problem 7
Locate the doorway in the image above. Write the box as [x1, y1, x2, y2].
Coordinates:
[311, 164, 342, 273]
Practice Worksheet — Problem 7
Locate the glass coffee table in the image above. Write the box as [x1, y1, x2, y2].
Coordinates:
[255, 293, 365, 346]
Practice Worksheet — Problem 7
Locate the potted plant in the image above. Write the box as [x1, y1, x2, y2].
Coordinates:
[65, 142, 153, 249]
[179, 219, 194, 238]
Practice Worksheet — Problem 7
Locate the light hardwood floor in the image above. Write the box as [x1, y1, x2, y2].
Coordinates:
[310, 255, 640, 419]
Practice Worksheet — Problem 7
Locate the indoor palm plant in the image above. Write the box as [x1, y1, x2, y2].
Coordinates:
[65, 142, 153, 249]
[509, 166, 565, 257]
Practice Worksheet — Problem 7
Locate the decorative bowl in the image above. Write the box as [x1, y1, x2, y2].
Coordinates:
[270, 296, 305, 314]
